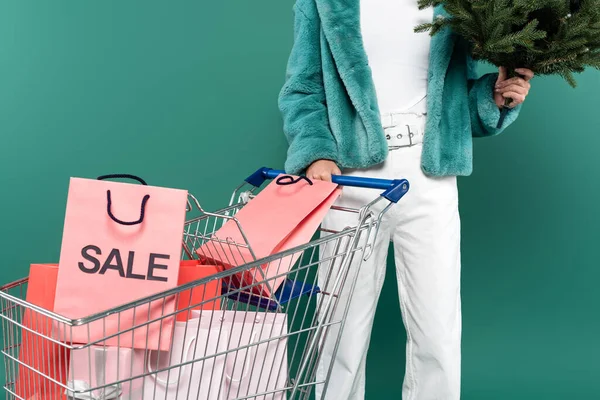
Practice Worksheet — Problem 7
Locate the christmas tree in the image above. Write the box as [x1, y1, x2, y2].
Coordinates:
[415, 0, 600, 126]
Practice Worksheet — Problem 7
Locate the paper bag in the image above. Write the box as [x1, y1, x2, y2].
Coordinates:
[16, 264, 69, 400]
[175, 260, 222, 321]
[198, 175, 340, 296]
[53, 176, 187, 350]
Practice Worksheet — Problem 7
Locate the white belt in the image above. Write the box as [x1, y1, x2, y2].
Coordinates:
[381, 113, 426, 149]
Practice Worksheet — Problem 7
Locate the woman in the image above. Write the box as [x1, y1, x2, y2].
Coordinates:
[278, 0, 533, 399]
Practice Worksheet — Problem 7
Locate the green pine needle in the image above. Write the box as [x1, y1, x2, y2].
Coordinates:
[415, 0, 600, 87]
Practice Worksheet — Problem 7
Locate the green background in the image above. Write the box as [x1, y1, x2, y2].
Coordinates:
[1, 1, 598, 398]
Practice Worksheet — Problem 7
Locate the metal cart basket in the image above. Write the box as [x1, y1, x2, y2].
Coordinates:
[0, 167, 408, 400]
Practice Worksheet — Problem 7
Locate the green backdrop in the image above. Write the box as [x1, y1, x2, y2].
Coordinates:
[1, 1, 598, 398]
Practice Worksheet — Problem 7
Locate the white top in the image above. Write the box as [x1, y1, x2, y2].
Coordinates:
[360, 0, 434, 115]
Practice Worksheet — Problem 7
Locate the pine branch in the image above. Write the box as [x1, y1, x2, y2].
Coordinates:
[416, 0, 600, 88]
[484, 19, 546, 53]
[559, 70, 578, 87]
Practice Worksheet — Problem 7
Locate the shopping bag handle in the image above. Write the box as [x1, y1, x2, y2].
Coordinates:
[97, 174, 150, 226]
[244, 167, 409, 204]
[224, 331, 259, 384]
[97, 174, 148, 185]
[147, 337, 198, 387]
[148, 327, 228, 387]
[66, 380, 121, 400]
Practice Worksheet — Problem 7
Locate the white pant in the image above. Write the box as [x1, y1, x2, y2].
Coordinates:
[316, 114, 461, 400]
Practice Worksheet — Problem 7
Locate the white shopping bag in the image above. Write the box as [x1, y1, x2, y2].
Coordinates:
[219, 311, 288, 400]
[66, 310, 288, 400]
[145, 310, 288, 400]
[66, 345, 144, 400]
[143, 312, 228, 400]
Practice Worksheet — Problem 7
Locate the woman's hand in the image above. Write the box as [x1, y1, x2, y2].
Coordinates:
[306, 159, 341, 182]
[494, 66, 534, 108]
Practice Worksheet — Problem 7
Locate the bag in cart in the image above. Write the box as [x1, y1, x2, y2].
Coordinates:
[175, 260, 222, 321]
[15, 264, 70, 400]
[53, 175, 188, 351]
[65, 309, 287, 400]
[197, 174, 341, 297]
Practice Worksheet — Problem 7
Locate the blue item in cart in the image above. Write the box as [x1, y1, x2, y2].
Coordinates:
[222, 279, 321, 311]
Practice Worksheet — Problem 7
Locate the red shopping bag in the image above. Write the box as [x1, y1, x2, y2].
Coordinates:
[16, 264, 69, 400]
[175, 260, 222, 321]
[16, 261, 217, 399]
[53, 175, 188, 351]
[197, 175, 340, 297]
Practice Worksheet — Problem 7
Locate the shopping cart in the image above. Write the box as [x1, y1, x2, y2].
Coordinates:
[0, 167, 409, 400]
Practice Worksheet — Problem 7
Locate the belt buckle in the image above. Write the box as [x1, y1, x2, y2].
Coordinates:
[386, 125, 415, 150]
[406, 125, 414, 147]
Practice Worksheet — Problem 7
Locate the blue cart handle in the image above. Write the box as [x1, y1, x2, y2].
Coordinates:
[244, 167, 409, 204]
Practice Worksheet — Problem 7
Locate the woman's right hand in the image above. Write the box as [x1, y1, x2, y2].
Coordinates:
[306, 160, 341, 182]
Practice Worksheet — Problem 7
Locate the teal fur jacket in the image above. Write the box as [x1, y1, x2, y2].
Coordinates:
[278, 0, 522, 176]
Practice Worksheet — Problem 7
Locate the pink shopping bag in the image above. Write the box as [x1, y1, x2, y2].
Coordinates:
[197, 175, 340, 297]
[53, 175, 188, 351]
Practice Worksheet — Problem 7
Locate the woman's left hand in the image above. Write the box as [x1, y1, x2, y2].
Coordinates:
[494, 67, 534, 108]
